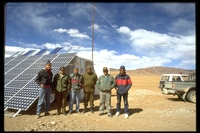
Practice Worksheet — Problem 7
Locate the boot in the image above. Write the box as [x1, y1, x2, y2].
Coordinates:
[62, 109, 67, 116]
[81, 105, 87, 114]
[90, 107, 94, 114]
[57, 109, 61, 115]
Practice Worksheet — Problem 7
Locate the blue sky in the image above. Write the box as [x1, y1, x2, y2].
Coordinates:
[4, 2, 196, 70]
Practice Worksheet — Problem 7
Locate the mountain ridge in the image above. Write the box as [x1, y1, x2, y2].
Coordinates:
[110, 66, 195, 75]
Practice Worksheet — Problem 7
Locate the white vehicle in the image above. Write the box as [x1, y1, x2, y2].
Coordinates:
[158, 74, 189, 92]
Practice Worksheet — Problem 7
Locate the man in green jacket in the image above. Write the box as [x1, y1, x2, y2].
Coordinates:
[82, 65, 98, 114]
[96, 67, 116, 117]
[52, 66, 71, 115]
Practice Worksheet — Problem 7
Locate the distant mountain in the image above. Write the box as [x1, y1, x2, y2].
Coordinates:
[110, 66, 195, 75]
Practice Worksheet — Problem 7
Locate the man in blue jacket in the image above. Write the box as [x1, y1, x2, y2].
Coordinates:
[115, 65, 132, 118]
[96, 67, 116, 117]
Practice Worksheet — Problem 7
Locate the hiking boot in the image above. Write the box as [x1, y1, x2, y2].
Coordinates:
[90, 108, 94, 114]
[81, 105, 87, 114]
[115, 112, 120, 116]
[36, 114, 40, 119]
[99, 113, 103, 116]
[63, 111, 67, 116]
[124, 113, 129, 118]
[81, 109, 86, 114]
[44, 112, 50, 116]
[56, 110, 60, 115]
[56, 112, 60, 115]
[68, 111, 72, 115]
[108, 114, 113, 118]
[76, 111, 80, 114]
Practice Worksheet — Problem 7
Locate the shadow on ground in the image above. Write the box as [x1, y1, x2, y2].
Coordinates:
[111, 108, 143, 116]
[166, 97, 186, 103]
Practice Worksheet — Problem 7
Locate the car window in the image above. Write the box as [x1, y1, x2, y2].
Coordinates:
[182, 76, 189, 81]
[161, 76, 169, 81]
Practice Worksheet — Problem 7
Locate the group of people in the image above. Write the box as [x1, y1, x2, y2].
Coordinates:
[35, 60, 132, 119]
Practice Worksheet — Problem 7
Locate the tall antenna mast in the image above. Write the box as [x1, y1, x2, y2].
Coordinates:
[92, 3, 95, 61]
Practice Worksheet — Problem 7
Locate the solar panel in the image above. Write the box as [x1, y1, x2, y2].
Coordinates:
[4, 56, 29, 74]
[23, 50, 36, 56]
[49, 47, 63, 54]
[34, 49, 48, 55]
[4, 52, 77, 117]
[10, 51, 20, 57]
[4, 57, 15, 64]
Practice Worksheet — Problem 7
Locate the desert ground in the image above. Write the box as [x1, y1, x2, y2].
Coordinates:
[4, 70, 196, 131]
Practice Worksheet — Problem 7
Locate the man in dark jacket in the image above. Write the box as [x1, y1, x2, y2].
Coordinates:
[52, 66, 71, 116]
[96, 67, 116, 117]
[115, 65, 132, 118]
[82, 65, 98, 114]
[35, 60, 53, 119]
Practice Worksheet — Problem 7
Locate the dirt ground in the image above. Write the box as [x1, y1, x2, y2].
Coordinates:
[4, 71, 196, 131]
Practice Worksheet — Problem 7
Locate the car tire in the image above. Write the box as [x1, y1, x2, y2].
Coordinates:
[186, 90, 196, 103]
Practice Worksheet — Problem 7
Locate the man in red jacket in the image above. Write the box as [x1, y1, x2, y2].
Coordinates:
[114, 65, 132, 118]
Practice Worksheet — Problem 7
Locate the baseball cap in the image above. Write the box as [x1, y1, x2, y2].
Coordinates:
[103, 67, 108, 72]
[45, 60, 51, 66]
[119, 65, 125, 70]
[59, 66, 65, 71]
[74, 66, 79, 70]
[86, 65, 92, 69]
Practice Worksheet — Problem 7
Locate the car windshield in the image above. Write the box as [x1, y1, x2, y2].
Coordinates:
[182, 76, 189, 81]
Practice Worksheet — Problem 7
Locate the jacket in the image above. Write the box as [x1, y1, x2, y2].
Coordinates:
[96, 74, 116, 92]
[35, 68, 53, 88]
[83, 72, 98, 87]
[52, 73, 70, 92]
[115, 73, 132, 94]
[70, 73, 84, 91]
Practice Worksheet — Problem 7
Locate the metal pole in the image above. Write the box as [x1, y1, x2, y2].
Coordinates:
[92, 3, 95, 61]
[4, 3, 7, 58]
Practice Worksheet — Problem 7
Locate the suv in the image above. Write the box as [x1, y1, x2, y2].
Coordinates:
[158, 74, 189, 92]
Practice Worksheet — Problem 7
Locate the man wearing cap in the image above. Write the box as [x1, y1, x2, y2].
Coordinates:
[82, 65, 98, 114]
[35, 60, 53, 118]
[114, 65, 132, 118]
[96, 67, 116, 117]
[68, 66, 84, 114]
[52, 66, 71, 116]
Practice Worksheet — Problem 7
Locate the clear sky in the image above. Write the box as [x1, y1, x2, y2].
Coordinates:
[4, 2, 196, 70]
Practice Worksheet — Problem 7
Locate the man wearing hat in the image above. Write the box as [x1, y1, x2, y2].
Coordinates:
[35, 60, 53, 118]
[96, 67, 116, 117]
[82, 65, 98, 114]
[52, 66, 71, 116]
[68, 66, 84, 114]
[114, 65, 132, 118]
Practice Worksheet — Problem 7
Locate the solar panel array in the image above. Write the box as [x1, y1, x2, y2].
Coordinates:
[4, 48, 77, 115]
